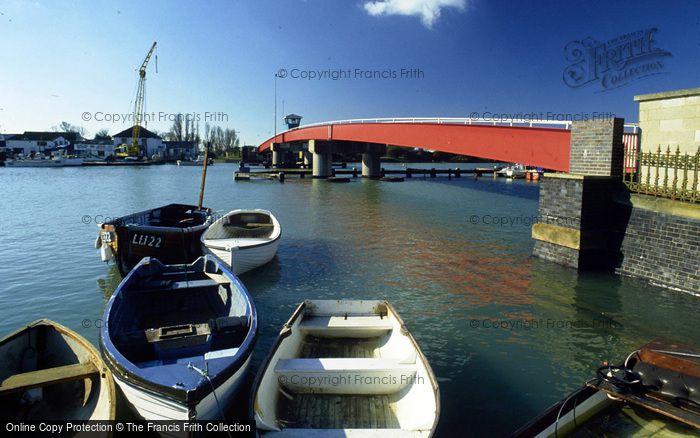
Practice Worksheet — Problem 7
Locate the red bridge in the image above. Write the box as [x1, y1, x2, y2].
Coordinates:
[257, 118, 639, 177]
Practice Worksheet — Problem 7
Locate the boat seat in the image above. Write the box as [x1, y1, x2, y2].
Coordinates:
[208, 316, 247, 333]
[0, 362, 98, 394]
[633, 361, 700, 405]
[136, 279, 220, 292]
[299, 316, 394, 338]
[274, 358, 418, 395]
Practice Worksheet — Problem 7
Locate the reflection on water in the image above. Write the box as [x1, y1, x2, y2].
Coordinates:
[1, 163, 699, 436]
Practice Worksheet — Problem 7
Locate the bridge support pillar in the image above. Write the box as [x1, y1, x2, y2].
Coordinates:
[532, 118, 626, 270]
[271, 143, 285, 168]
[362, 152, 381, 178]
[361, 143, 385, 178]
[303, 148, 313, 168]
[309, 140, 333, 178]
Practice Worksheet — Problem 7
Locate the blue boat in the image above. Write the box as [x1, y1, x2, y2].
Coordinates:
[100, 256, 257, 420]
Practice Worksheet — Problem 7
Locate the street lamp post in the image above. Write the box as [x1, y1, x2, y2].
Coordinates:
[274, 72, 279, 139]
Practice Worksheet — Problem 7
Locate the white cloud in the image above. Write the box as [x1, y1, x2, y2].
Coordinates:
[363, 0, 467, 28]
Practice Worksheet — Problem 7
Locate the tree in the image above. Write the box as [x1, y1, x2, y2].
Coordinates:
[95, 129, 110, 140]
[52, 121, 86, 137]
[167, 114, 184, 141]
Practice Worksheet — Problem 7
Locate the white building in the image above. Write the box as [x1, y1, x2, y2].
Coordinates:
[5, 132, 84, 154]
[73, 140, 116, 159]
[113, 126, 165, 158]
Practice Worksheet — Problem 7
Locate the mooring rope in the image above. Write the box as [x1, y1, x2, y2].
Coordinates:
[188, 362, 233, 438]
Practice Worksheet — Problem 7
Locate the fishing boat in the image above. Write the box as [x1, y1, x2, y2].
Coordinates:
[101, 256, 257, 421]
[201, 209, 281, 276]
[251, 299, 440, 436]
[0, 319, 116, 422]
[95, 203, 212, 276]
[513, 338, 700, 437]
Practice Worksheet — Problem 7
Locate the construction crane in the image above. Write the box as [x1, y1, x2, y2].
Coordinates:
[116, 41, 157, 159]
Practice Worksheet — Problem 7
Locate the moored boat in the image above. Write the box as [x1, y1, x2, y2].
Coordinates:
[505, 164, 527, 179]
[251, 299, 440, 436]
[0, 319, 116, 422]
[177, 155, 213, 166]
[95, 203, 212, 276]
[201, 209, 281, 275]
[513, 338, 700, 437]
[101, 256, 257, 421]
[5, 154, 64, 167]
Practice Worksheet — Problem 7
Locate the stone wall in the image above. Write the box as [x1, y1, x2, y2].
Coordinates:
[635, 87, 700, 155]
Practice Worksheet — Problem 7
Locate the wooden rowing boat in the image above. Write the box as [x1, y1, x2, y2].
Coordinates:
[251, 299, 440, 436]
[95, 203, 212, 276]
[101, 256, 257, 420]
[0, 319, 115, 422]
[513, 338, 700, 437]
[201, 209, 281, 275]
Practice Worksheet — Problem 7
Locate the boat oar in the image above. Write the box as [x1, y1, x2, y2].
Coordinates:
[198, 143, 210, 210]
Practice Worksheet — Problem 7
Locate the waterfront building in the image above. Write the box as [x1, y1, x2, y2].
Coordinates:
[73, 138, 116, 159]
[5, 131, 84, 155]
[112, 126, 165, 158]
[163, 140, 199, 160]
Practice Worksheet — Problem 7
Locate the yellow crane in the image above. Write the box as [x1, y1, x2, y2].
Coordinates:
[116, 41, 157, 159]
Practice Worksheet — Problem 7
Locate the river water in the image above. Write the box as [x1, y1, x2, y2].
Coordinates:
[1, 163, 698, 436]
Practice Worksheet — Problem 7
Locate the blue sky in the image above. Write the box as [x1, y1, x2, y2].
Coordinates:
[0, 0, 698, 145]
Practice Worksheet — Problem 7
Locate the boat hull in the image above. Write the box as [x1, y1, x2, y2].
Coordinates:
[202, 209, 281, 275]
[101, 256, 258, 422]
[5, 159, 64, 167]
[97, 204, 212, 276]
[0, 319, 116, 422]
[252, 300, 440, 436]
[111, 356, 251, 421]
[203, 237, 280, 275]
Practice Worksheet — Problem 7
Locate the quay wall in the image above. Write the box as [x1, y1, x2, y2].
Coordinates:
[532, 117, 700, 294]
[615, 195, 700, 293]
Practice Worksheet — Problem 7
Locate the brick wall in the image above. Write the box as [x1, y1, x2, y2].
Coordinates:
[569, 118, 624, 177]
[616, 202, 700, 293]
[533, 175, 625, 270]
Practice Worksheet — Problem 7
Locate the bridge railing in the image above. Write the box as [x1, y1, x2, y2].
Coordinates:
[300, 117, 574, 129]
[299, 117, 639, 132]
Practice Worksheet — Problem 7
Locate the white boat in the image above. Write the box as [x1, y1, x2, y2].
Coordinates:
[5, 154, 64, 167]
[201, 209, 281, 275]
[504, 164, 527, 179]
[0, 319, 116, 421]
[177, 154, 212, 166]
[4, 151, 83, 167]
[251, 299, 440, 437]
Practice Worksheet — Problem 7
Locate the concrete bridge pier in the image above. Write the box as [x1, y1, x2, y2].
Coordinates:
[361, 152, 381, 178]
[309, 139, 333, 178]
[271, 143, 286, 168]
[303, 148, 313, 169]
[361, 144, 386, 178]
